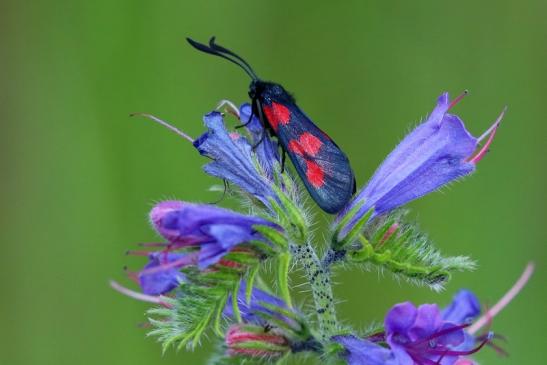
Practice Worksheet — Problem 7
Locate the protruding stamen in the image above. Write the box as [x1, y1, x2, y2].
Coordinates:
[468, 262, 534, 335]
[447, 90, 469, 110]
[126, 250, 151, 256]
[130, 113, 194, 142]
[138, 242, 168, 247]
[468, 107, 506, 164]
[138, 252, 199, 276]
[216, 99, 240, 118]
[123, 269, 139, 284]
[109, 280, 171, 307]
[428, 332, 493, 357]
[413, 322, 470, 346]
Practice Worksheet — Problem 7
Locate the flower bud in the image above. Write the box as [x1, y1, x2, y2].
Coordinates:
[226, 324, 290, 359]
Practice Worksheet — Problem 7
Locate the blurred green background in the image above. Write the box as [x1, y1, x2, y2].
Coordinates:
[1, 1, 545, 364]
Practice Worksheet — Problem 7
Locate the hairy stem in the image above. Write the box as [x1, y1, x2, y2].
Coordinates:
[291, 242, 337, 339]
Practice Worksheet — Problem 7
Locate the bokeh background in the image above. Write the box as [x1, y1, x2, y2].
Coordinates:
[1, 1, 545, 364]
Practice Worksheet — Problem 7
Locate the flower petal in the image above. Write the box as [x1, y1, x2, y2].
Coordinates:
[442, 289, 481, 324]
[332, 335, 398, 365]
[385, 301, 418, 334]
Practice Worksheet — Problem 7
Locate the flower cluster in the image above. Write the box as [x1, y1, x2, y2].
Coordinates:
[112, 95, 533, 364]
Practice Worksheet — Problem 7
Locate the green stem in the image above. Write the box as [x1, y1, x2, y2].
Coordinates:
[291, 242, 337, 339]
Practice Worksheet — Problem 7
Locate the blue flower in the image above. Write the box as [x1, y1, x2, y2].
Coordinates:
[332, 335, 399, 365]
[442, 290, 481, 325]
[224, 281, 298, 328]
[193, 111, 279, 207]
[339, 93, 505, 239]
[150, 200, 278, 269]
[384, 291, 485, 365]
[138, 252, 189, 295]
[239, 103, 280, 179]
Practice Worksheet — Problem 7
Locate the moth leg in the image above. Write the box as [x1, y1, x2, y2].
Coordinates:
[251, 98, 269, 149]
[280, 142, 287, 173]
[235, 108, 254, 129]
[252, 131, 266, 150]
[209, 179, 230, 205]
[216, 99, 240, 118]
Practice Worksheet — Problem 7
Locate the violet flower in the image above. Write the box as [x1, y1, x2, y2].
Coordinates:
[239, 103, 280, 179]
[193, 111, 279, 206]
[224, 282, 289, 323]
[150, 200, 278, 269]
[339, 92, 505, 239]
[384, 295, 486, 365]
[223, 281, 306, 335]
[332, 335, 398, 365]
[138, 252, 189, 295]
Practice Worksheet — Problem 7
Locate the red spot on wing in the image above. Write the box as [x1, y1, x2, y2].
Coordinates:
[263, 102, 291, 132]
[299, 132, 322, 156]
[287, 132, 323, 157]
[288, 140, 304, 155]
[305, 160, 325, 188]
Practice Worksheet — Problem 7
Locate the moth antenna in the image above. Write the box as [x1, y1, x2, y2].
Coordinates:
[187, 37, 259, 80]
[208, 37, 259, 79]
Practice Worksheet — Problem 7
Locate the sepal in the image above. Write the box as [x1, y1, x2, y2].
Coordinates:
[347, 211, 476, 291]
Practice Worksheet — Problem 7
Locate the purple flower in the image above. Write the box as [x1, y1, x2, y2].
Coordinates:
[239, 103, 280, 179]
[339, 92, 505, 239]
[332, 335, 398, 365]
[150, 200, 278, 269]
[224, 281, 298, 328]
[138, 252, 190, 295]
[193, 111, 278, 206]
[384, 292, 484, 365]
[442, 290, 481, 325]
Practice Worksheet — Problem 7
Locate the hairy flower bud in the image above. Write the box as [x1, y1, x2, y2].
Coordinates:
[226, 324, 290, 359]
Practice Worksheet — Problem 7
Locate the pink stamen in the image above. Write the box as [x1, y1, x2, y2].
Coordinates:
[428, 332, 493, 357]
[447, 90, 469, 111]
[138, 242, 168, 247]
[468, 107, 506, 164]
[138, 252, 199, 276]
[109, 280, 171, 307]
[126, 250, 152, 256]
[468, 262, 535, 335]
[413, 323, 470, 346]
[130, 113, 194, 143]
[124, 269, 139, 284]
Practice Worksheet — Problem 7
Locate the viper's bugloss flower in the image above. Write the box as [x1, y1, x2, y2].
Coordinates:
[150, 200, 279, 269]
[224, 281, 305, 334]
[339, 92, 505, 239]
[193, 111, 279, 206]
[138, 252, 190, 295]
[226, 324, 290, 359]
[225, 282, 288, 322]
[384, 297, 486, 365]
[332, 335, 398, 365]
[442, 290, 481, 325]
[239, 103, 280, 179]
